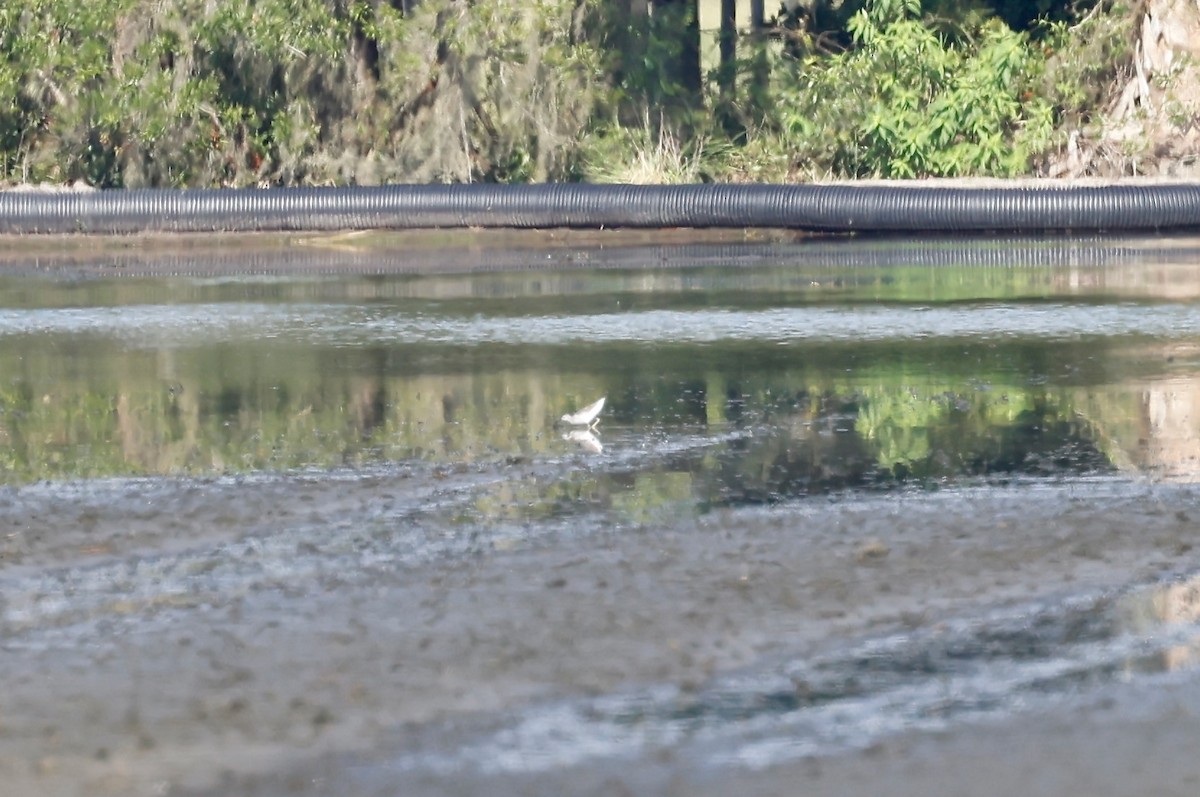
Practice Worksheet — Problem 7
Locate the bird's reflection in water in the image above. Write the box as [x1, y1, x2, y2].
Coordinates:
[564, 429, 603, 453]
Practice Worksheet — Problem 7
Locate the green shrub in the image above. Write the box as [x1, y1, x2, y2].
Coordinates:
[0, 0, 1143, 186]
[1034, 3, 1137, 132]
[0, 0, 608, 187]
[770, 0, 1056, 178]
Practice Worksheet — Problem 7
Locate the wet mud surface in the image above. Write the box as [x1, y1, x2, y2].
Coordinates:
[6, 234, 1200, 796]
[4, 468, 1200, 796]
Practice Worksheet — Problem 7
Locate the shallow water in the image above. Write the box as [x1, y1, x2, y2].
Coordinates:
[4, 234, 1200, 796]
[3, 237, 1200, 492]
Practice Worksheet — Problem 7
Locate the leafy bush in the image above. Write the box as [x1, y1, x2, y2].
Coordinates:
[770, 0, 1056, 178]
[0, 0, 1143, 186]
[0, 0, 608, 187]
[1034, 3, 1137, 131]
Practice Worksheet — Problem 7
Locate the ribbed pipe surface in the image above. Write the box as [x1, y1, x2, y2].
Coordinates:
[3, 183, 1200, 234]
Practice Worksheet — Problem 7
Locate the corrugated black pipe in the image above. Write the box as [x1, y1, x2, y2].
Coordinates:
[2, 183, 1199, 235]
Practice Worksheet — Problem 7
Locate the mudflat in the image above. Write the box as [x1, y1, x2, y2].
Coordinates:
[3, 469, 1199, 796]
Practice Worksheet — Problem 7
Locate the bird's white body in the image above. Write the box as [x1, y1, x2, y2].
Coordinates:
[561, 396, 606, 428]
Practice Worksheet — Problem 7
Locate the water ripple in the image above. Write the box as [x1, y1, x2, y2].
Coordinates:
[0, 301, 1196, 346]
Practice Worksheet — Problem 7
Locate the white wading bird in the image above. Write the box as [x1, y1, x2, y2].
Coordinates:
[560, 396, 606, 429]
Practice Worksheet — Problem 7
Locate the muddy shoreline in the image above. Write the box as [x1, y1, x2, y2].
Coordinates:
[4, 232, 1200, 796]
[4, 469, 1200, 796]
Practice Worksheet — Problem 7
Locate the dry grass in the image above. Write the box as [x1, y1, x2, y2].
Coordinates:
[581, 117, 707, 184]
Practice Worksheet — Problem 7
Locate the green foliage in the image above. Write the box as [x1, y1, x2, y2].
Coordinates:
[0, 0, 1144, 186]
[773, 0, 1056, 178]
[1034, 4, 1136, 131]
[0, 0, 609, 187]
[611, 1, 699, 115]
